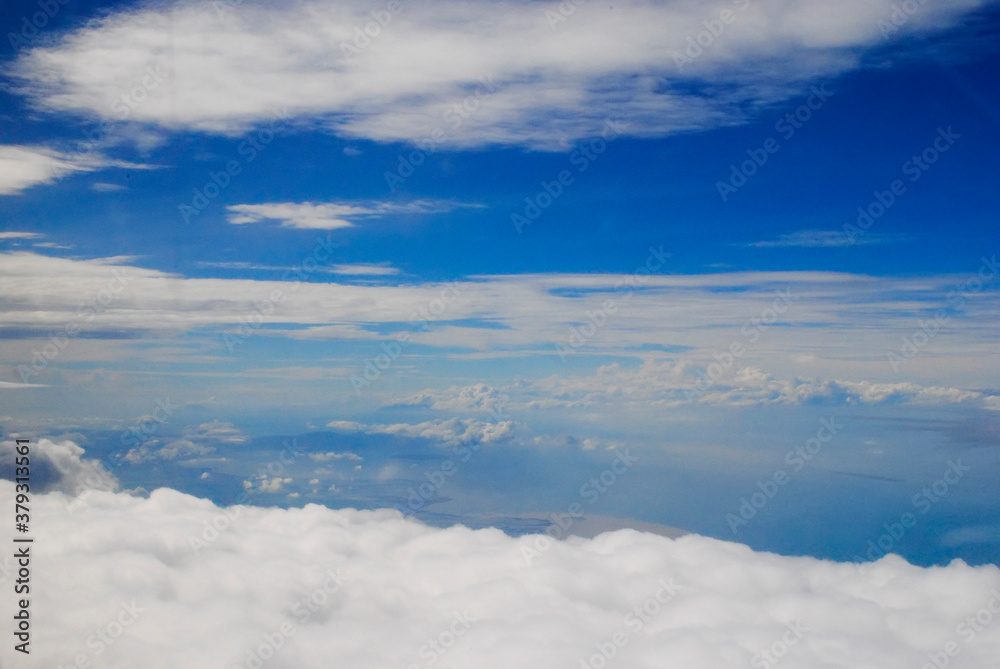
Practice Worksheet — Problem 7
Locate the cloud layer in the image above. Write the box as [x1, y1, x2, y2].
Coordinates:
[2, 251, 999, 394]
[2, 465, 999, 668]
[10, 0, 990, 148]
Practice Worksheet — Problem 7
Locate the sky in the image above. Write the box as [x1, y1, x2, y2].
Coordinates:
[1, 4, 1000, 660]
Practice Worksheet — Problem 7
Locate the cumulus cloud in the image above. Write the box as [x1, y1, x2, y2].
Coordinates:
[9, 0, 991, 148]
[519, 360, 994, 409]
[0, 145, 155, 195]
[248, 475, 293, 493]
[394, 383, 510, 413]
[1, 481, 999, 668]
[125, 420, 247, 464]
[0, 438, 117, 495]
[329, 417, 516, 447]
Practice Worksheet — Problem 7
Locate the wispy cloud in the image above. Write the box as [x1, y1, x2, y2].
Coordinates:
[744, 230, 908, 248]
[0, 145, 156, 195]
[226, 199, 481, 229]
[331, 264, 399, 276]
[0, 232, 42, 240]
[91, 182, 127, 192]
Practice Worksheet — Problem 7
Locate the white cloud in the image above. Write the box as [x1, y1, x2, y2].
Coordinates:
[9, 0, 990, 149]
[1, 478, 999, 668]
[0, 438, 116, 496]
[227, 202, 371, 230]
[2, 251, 999, 392]
[125, 420, 247, 464]
[185, 420, 248, 444]
[0, 232, 42, 240]
[328, 417, 515, 446]
[746, 230, 907, 248]
[514, 360, 994, 410]
[331, 264, 399, 276]
[0, 145, 96, 195]
[309, 451, 363, 462]
[395, 383, 509, 412]
[0, 145, 154, 195]
[90, 181, 127, 192]
[226, 199, 481, 229]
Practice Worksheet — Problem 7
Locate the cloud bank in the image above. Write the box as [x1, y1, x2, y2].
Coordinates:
[2, 250, 999, 394]
[9, 0, 991, 148]
[1, 469, 999, 668]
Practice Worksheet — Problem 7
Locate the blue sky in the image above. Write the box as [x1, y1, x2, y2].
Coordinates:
[1, 0, 999, 568]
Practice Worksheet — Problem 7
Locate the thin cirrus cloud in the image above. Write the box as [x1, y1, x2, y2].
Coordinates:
[745, 230, 909, 248]
[331, 263, 399, 276]
[0, 144, 156, 195]
[197, 260, 400, 275]
[2, 251, 1000, 390]
[226, 199, 482, 229]
[8, 0, 992, 149]
[0, 231, 43, 240]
